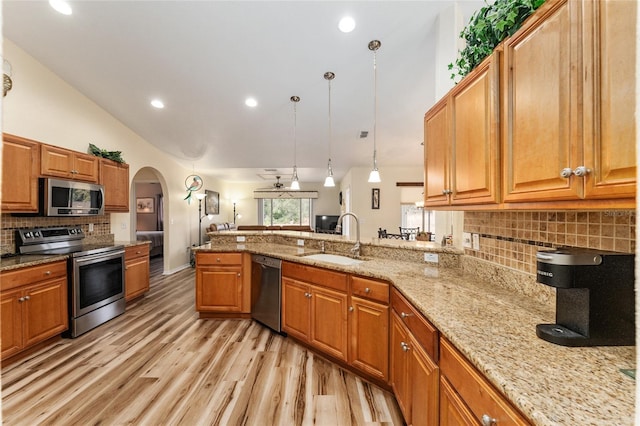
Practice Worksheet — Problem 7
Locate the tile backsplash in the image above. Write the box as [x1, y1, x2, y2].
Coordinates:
[1, 214, 112, 255]
[464, 210, 636, 275]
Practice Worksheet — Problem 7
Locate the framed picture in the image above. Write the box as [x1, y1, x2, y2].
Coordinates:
[371, 188, 380, 209]
[136, 197, 155, 213]
[205, 190, 220, 215]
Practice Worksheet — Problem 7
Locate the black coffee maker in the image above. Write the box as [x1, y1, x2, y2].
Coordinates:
[536, 248, 635, 346]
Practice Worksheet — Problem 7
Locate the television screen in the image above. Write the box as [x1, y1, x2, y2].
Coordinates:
[315, 215, 339, 233]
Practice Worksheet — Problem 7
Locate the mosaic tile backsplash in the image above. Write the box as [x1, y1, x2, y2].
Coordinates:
[464, 210, 636, 275]
[1, 214, 112, 255]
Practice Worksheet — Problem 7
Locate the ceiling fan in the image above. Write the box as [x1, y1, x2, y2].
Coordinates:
[256, 175, 288, 191]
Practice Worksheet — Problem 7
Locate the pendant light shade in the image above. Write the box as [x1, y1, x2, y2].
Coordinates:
[368, 40, 382, 183]
[324, 71, 336, 188]
[290, 95, 301, 190]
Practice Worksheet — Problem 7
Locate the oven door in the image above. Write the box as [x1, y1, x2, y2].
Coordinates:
[71, 249, 125, 318]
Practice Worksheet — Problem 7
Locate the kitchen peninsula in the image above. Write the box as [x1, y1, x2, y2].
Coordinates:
[198, 230, 635, 426]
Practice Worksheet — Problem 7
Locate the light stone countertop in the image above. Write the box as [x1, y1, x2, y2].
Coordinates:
[195, 240, 636, 426]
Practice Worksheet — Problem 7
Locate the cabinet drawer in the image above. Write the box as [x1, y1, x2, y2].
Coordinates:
[125, 244, 150, 260]
[391, 287, 438, 361]
[1, 261, 67, 291]
[351, 276, 389, 304]
[197, 252, 242, 266]
[283, 261, 347, 292]
[440, 337, 530, 425]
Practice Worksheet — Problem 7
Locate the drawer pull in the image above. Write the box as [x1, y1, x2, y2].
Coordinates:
[482, 414, 497, 426]
[136, 251, 141, 254]
[216, 258, 221, 262]
[364, 287, 371, 293]
[400, 312, 413, 319]
[44, 271, 51, 275]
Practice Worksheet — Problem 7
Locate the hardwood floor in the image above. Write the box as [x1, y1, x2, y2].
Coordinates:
[1, 256, 403, 425]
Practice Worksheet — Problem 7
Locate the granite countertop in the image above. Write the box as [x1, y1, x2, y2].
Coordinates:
[194, 241, 636, 426]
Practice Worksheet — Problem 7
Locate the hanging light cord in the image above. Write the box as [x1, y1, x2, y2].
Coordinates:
[327, 73, 333, 171]
[293, 99, 297, 169]
[372, 44, 378, 170]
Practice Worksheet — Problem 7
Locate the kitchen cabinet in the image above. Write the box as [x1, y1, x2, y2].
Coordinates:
[439, 337, 531, 426]
[282, 262, 348, 362]
[125, 243, 150, 301]
[502, 0, 635, 207]
[1, 134, 40, 213]
[1, 261, 68, 360]
[41, 143, 99, 183]
[196, 252, 250, 314]
[349, 276, 389, 381]
[100, 158, 130, 212]
[390, 288, 439, 426]
[424, 52, 500, 207]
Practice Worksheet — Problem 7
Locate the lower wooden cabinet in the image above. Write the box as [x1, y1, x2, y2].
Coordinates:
[439, 337, 531, 426]
[1, 261, 68, 360]
[195, 252, 250, 313]
[125, 244, 150, 301]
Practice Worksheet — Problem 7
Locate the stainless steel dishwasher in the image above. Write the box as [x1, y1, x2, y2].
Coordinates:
[250, 254, 283, 333]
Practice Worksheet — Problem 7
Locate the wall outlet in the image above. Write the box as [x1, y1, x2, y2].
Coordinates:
[236, 236, 246, 243]
[424, 253, 439, 263]
[120, 223, 127, 229]
[462, 232, 472, 248]
[88, 223, 94, 232]
[472, 233, 480, 250]
[297, 239, 305, 246]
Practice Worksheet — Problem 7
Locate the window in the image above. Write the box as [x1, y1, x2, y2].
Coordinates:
[402, 204, 435, 234]
[260, 198, 312, 226]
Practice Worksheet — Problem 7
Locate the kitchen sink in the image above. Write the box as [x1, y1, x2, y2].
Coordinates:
[302, 253, 365, 266]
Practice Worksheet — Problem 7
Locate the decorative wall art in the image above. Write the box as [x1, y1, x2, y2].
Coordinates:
[371, 188, 380, 209]
[136, 197, 155, 213]
[184, 174, 203, 204]
[205, 190, 220, 215]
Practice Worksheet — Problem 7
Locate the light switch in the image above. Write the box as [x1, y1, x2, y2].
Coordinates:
[472, 233, 480, 250]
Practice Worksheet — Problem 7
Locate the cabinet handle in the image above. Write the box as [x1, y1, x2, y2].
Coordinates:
[441, 189, 452, 195]
[400, 341, 409, 352]
[307, 293, 312, 299]
[136, 251, 141, 254]
[481, 414, 497, 426]
[560, 167, 573, 178]
[44, 270, 51, 275]
[364, 287, 371, 293]
[348, 306, 354, 312]
[23, 296, 30, 301]
[573, 166, 590, 177]
[400, 312, 412, 319]
[18, 297, 25, 302]
[216, 258, 221, 262]
[237, 273, 241, 277]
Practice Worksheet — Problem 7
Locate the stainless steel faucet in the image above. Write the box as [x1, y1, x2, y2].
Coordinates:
[337, 212, 361, 258]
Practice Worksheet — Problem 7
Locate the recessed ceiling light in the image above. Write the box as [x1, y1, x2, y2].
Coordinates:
[338, 16, 356, 33]
[49, 0, 72, 15]
[150, 99, 164, 109]
[245, 97, 258, 108]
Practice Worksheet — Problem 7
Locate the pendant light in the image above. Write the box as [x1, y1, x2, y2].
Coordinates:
[324, 71, 336, 187]
[290, 95, 301, 190]
[368, 40, 382, 183]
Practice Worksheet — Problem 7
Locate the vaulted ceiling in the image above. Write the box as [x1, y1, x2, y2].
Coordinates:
[3, 1, 482, 184]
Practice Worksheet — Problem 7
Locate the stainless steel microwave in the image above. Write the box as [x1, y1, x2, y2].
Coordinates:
[40, 178, 105, 216]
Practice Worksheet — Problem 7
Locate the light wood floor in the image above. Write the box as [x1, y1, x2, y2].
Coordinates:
[1, 256, 403, 425]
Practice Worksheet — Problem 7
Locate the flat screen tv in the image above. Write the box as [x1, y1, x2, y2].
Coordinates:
[315, 215, 339, 233]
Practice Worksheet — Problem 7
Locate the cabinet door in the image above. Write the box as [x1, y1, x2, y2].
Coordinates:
[281, 277, 310, 341]
[101, 159, 130, 212]
[450, 53, 500, 205]
[440, 376, 480, 426]
[582, 0, 636, 199]
[23, 278, 68, 347]
[196, 266, 243, 312]
[503, 0, 582, 202]
[1, 289, 23, 359]
[125, 253, 150, 301]
[310, 285, 348, 362]
[349, 295, 388, 381]
[2, 134, 40, 212]
[73, 152, 100, 182]
[410, 332, 439, 426]
[41, 144, 98, 182]
[390, 313, 411, 422]
[424, 97, 450, 206]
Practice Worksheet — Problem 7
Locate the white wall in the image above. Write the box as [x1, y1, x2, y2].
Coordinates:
[2, 38, 223, 273]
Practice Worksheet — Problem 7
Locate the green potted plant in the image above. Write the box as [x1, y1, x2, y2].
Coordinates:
[449, 0, 546, 82]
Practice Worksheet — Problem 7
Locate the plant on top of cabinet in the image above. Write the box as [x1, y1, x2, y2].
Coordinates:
[449, 0, 545, 81]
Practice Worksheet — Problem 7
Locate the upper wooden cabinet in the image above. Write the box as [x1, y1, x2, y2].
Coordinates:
[425, 52, 500, 207]
[41, 144, 99, 183]
[2, 134, 40, 213]
[502, 0, 635, 207]
[100, 158, 130, 212]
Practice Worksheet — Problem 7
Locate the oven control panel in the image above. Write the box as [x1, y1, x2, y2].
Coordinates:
[16, 226, 85, 246]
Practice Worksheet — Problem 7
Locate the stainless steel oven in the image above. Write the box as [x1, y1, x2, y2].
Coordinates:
[16, 227, 126, 338]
